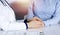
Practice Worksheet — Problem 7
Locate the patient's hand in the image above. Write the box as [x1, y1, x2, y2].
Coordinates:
[27, 17, 44, 29]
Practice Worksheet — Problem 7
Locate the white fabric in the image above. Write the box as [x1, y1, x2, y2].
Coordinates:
[0, 1, 26, 31]
[6, 0, 15, 3]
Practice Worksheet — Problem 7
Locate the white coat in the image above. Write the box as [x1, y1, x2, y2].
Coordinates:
[0, 0, 26, 31]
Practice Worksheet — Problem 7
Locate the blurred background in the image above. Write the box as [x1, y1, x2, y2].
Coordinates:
[9, 0, 30, 20]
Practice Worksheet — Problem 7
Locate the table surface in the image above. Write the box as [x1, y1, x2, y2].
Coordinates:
[0, 24, 60, 35]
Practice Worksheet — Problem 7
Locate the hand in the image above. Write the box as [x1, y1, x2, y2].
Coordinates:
[27, 17, 44, 29]
[27, 21, 44, 29]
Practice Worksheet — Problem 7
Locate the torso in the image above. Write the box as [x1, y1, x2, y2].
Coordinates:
[33, 0, 57, 21]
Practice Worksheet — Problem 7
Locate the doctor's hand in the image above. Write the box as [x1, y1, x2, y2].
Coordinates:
[27, 17, 45, 29]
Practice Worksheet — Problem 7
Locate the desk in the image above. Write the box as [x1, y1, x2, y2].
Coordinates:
[0, 24, 60, 35]
[44, 24, 60, 35]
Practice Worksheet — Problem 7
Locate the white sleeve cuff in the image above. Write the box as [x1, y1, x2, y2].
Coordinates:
[3, 22, 26, 31]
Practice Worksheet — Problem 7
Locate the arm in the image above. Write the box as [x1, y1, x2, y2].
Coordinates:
[43, 1, 60, 26]
[0, 9, 26, 31]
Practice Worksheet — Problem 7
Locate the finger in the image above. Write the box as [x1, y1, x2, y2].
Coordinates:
[32, 17, 42, 21]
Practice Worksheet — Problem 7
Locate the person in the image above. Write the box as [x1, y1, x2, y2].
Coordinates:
[0, 0, 42, 31]
[0, 0, 27, 31]
[7, 0, 43, 29]
[27, 0, 60, 28]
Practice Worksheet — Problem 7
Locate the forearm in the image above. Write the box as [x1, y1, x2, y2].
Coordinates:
[43, 17, 60, 26]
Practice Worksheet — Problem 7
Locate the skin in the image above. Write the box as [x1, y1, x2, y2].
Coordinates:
[27, 17, 44, 29]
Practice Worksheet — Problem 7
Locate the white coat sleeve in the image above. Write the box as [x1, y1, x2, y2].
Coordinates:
[0, 2, 26, 31]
